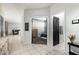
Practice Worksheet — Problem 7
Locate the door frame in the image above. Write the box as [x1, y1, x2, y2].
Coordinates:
[30, 16, 49, 46]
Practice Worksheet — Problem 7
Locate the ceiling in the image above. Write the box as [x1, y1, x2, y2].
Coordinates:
[0, 3, 54, 9]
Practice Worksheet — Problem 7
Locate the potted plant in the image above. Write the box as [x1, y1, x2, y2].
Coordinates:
[68, 33, 76, 43]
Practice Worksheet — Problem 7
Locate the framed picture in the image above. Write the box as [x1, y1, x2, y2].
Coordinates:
[25, 22, 29, 31]
[72, 19, 79, 24]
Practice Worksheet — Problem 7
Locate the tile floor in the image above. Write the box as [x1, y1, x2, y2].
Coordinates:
[9, 39, 65, 55]
[5, 35, 65, 55]
[0, 35, 66, 55]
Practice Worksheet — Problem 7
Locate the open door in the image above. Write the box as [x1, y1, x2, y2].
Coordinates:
[53, 16, 59, 46]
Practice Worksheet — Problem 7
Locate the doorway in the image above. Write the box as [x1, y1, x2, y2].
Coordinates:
[31, 17, 47, 45]
[52, 12, 65, 54]
[53, 12, 65, 47]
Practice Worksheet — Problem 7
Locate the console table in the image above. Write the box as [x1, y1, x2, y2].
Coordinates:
[68, 42, 79, 55]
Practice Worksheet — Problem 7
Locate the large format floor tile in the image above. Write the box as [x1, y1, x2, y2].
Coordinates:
[7, 36, 65, 55]
[10, 41, 65, 55]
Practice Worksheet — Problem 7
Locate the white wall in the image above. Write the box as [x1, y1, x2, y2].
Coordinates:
[24, 7, 50, 45]
[50, 3, 79, 54]
[24, 4, 66, 48]
[0, 5, 2, 15]
[24, 3, 79, 54]
[1, 4, 24, 40]
[1, 4, 23, 23]
[65, 4, 79, 54]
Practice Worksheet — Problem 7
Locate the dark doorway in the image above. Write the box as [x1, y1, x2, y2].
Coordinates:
[53, 16, 59, 46]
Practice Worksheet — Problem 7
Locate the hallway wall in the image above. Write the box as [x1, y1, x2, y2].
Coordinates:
[0, 4, 24, 40]
[24, 7, 50, 45]
[0, 5, 2, 15]
[65, 4, 79, 54]
[50, 3, 79, 54]
[24, 3, 79, 54]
